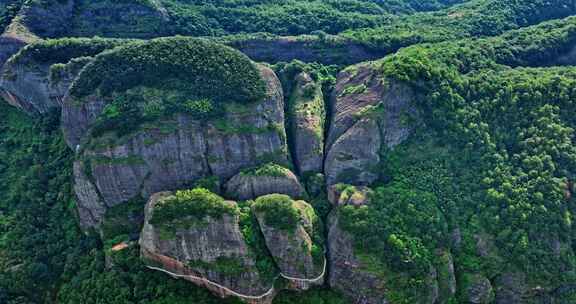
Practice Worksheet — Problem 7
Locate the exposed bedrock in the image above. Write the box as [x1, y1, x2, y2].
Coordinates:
[0, 38, 128, 115]
[253, 195, 325, 289]
[326, 185, 445, 304]
[224, 164, 306, 201]
[0, 0, 75, 65]
[66, 60, 289, 228]
[224, 35, 386, 66]
[324, 63, 420, 186]
[287, 72, 325, 175]
[139, 192, 276, 303]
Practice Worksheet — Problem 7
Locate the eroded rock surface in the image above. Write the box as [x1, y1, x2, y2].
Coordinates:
[66, 49, 289, 228]
[253, 197, 325, 288]
[0, 38, 121, 114]
[224, 164, 305, 201]
[140, 192, 275, 301]
[288, 72, 325, 175]
[324, 63, 419, 185]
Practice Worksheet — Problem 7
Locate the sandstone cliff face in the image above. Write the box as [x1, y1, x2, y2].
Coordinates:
[288, 72, 325, 175]
[70, 0, 169, 38]
[140, 192, 274, 300]
[224, 165, 305, 201]
[0, 37, 128, 115]
[326, 185, 389, 303]
[224, 35, 386, 65]
[324, 63, 419, 185]
[1, 50, 86, 114]
[254, 199, 325, 288]
[327, 209, 388, 304]
[68, 65, 289, 228]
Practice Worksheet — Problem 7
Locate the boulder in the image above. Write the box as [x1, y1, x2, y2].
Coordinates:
[140, 190, 276, 302]
[253, 195, 325, 289]
[287, 72, 325, 175]
[324, 63, 419, 185]
[224, 164, 305, 201]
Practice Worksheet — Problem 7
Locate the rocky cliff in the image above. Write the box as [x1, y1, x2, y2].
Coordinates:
[324, 63, 419, 186]
[287, 72, 325, 175]
[62, 37, 289, 229]
[0, 38, 126, 114]
[140, 189, 326, 303]
[140, 191, 275, 302]
[221, 34, 386, 65]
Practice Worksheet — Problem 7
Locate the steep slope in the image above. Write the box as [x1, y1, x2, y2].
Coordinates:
[61, 37, 289, 229]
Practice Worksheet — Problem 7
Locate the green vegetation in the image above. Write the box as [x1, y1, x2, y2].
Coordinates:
[150, 188, 239, 231]
[241, 163, 291, 178]
[70, 37, 267, 137]
[338, 14, 576, 301]
[237, 200, 279, 281]
[343, 0, 576, 53]
[8, 37, 130, 65]
[253, 194, 302, 232]
[188, 256, 246, 276]
[0, 0, 23, 32]
[70, 37, 266, 102]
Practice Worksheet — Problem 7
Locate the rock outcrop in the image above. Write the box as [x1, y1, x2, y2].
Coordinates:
[223, 34, 386, 65]
[287, 72, 325, 175]
[224, 164, 305, 201]
[0, 38, 124, 114]
[140, 191, 276, 303]
[327, 207, 388, 303]
[64, 38, 289, 228]
[253, 195, 325, 289]
[324, 63, 419, 185]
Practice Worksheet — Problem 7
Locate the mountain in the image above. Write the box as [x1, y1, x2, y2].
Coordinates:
[1, 1, 576, 304]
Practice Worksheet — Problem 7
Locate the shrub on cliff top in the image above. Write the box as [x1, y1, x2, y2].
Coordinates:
[240, 163, 291, 178]
[69, 36, 267, 105]
[150, 188, 239, 228]
[8, 37, 130, 65]
[253, 194, 301, 231]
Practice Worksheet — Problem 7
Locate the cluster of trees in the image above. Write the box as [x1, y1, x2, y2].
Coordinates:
[339, 14, 576, 302]
[342, 0, 576, 53]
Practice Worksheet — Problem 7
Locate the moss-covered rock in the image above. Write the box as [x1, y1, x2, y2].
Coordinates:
[460, 273, 495, 304]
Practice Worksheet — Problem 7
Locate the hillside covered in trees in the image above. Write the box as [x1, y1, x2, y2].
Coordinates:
[2, 1, 576, 304]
